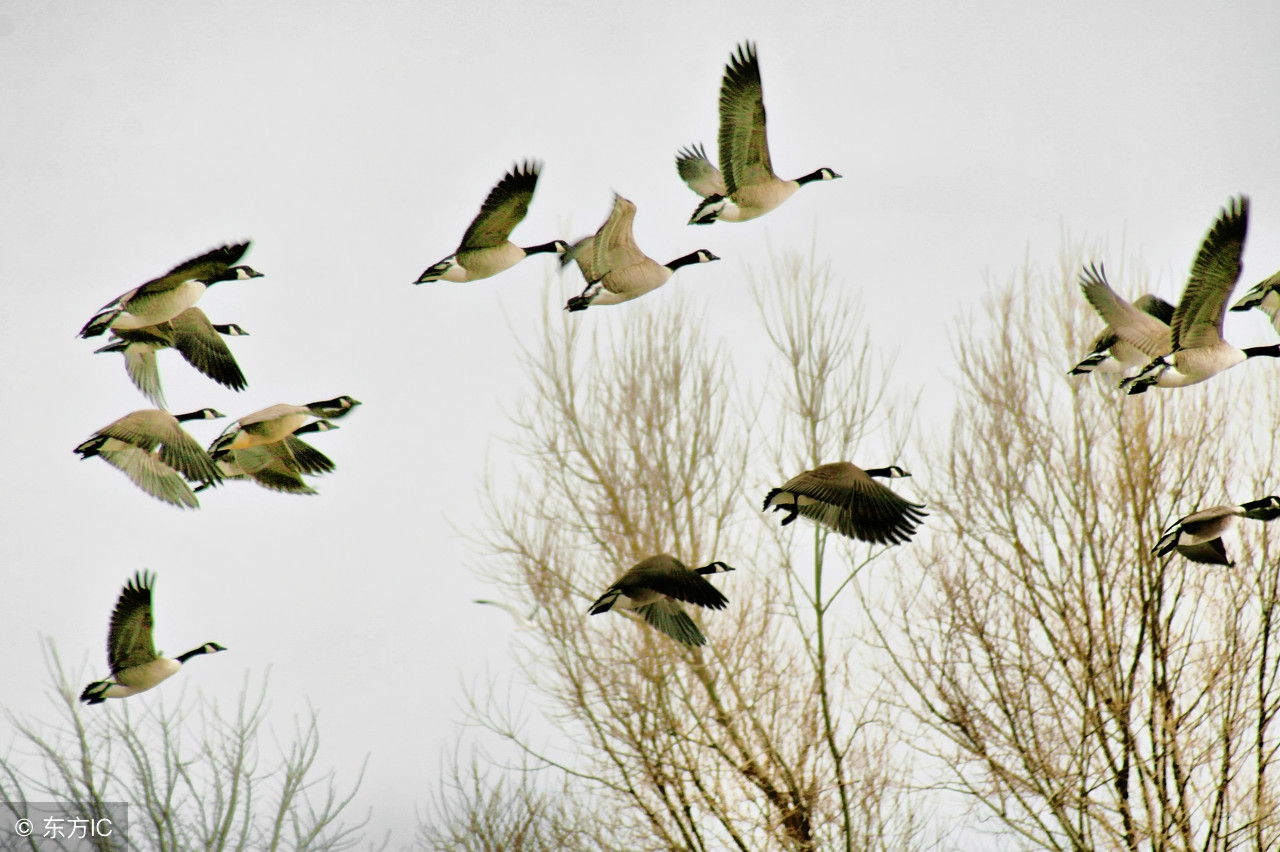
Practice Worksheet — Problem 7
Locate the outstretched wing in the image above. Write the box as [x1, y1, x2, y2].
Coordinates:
[718, 42, 773, 194]
[107, 571, 159, 674]
[458, 162, 540, 251]
[1171, 196, 1248, 352]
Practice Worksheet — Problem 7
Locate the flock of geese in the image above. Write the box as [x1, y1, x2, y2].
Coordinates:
[74, 241, 363, 506]
[73, 42, 1276, 702]
[1071, 195, 1280, 567]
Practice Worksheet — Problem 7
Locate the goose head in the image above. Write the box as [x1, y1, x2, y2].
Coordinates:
[1242, 496, 1280, 521]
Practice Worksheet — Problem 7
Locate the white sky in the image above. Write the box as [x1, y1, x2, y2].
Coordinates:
[2, 0, 1279, 846]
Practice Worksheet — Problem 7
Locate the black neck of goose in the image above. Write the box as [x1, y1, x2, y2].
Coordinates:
[175, 409, 215, 422]
[666, 252, 707, 271]
[521, 241, 564, 256]
[176, 644, 219, 663]
[864, 467, 899, 478]
[1244, 345, 1280, 358]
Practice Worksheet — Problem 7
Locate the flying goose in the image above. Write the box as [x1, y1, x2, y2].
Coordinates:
[677, 42, 840, 225]
[415, 161, 567, 284]
[589, 554, 734, 647]
[95, 307, 249, 408]
[75, 407, 223, 508]
[763, 462, 927, 544]
[1230, 268, 1280, 333]
[79, 243, 262, 338]
[563, 194, 719, 312]
[1153, 496, 1280, 566]
[1070, 276, 1175, 376]
[81, 571, 226, 704]
[209, 396, 360, 456]
[1117, 197, 1280, 393]
[203, 420, 338, 494]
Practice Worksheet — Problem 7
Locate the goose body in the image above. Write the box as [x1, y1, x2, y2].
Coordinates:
[206, 420, 338, 494]
[95, 307, 248, 407]
[210, 396, 359, 455]
[1153, 496, 1280, 566]
[81, 571, 226, 704]
[678, 42, 840, 225]
[589, 555, 734, 647]
[79, 243, 262, 338]
[763, 462, 927, 544]
[75, 407, 223, 508]
[1230, 269, 1280, 334]
[1118, 197, 1280, 393]
[415, 162, 567, 284]
[1071, 277, 1175, 376]
[563, 194, 718, 312]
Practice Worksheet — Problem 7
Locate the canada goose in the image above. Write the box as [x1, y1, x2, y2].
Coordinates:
[678, 42, 840, 225]
[589, 555, 734, 647]
[75, 408, 223, 508]
[763, 462, 927, 545]
[563, 194, 719, 312]
[203, 420, 338, 494]
[209, 396, 360, 456]
[79, 243, 262, 338]
[81, 571, 226, 705]
[94, 307, 248, 408]
[1070, 275, 1175, 376]
[1118, 197, 1280, 393]
[1230, 268, 1280, 333]
[1153, 496, 1280, 566]
[415, 162, 567, 284]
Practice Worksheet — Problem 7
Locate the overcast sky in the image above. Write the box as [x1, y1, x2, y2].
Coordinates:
[2, 0, 1279, 846]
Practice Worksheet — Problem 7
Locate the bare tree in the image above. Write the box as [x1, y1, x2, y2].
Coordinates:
[443, 255, 926, 851]
[0, 643, 382, 852]
[879, 250, 1280, 850]
[417, 747, 609, 852]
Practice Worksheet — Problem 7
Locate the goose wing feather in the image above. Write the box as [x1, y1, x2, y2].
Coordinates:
[636, 599, 707, 646]
[1172, 197, 1248, 352]
[1079, 264, 1172, 358]
[718, 41, 773, 194]
[458, 163, 539, 252]
[676, 143, 727, 197]
[590, 195, 645, 282]
[106, 572, 159, 674]
[169, 308, 248, 391]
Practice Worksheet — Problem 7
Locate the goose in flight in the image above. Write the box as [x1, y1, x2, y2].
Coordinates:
[415, 161, 566, 284]
[763, 462, 927, 544]
[74, 407, 224, 508]
[589, 554, 734, 647]
[204, 420, 338, 495]
[95, 307, 249, 407]
[209, 396, 359, 457]
[79, 243, 262, 338]
[1153, 496, 1280, 566]
[1230, 268, 1280, 334]
[677, 42, 840, 225]
[81, 571, 226, 704]
[563, 194, 718, 312]
[1070, 278, 1174, 377]
[1115, 197, 1280, 393]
